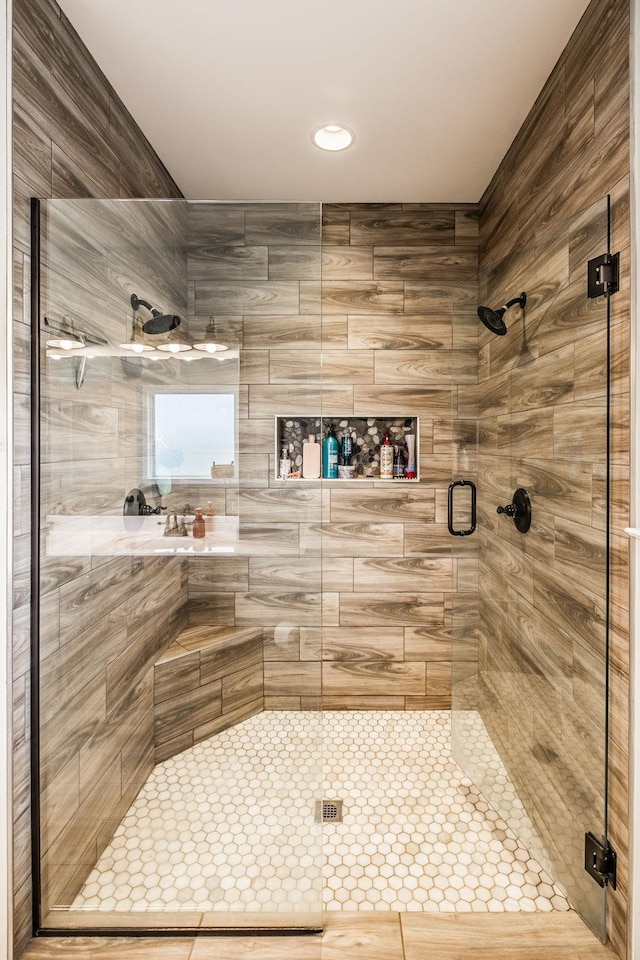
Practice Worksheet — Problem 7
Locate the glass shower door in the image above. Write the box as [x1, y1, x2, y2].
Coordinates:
[452, 196, 612, 939]
[35, 198, 323, 933]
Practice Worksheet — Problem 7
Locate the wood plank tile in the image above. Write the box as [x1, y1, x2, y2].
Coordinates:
[263, 662, 321, 696]
[353, 385, 451, 416]
[321, 627, 404, 661]
[189, 244, 268, 281]
[248, 384, 353, 417]
[188, 203, 245, 246]
[249, 557, 321, 591]
[330, 488, 435, 523]
[374, 245, 477, 281]
[194, 280, 299, 316]
[339, 593, 444, 627]
[243, 314, 322, 349]
[497, 409, 554, 458]
[374, 349, 452, 383]
[322, 206, 350, 244]
[235, 591, 321, 627]
[221, 664, 263, 713]
[321, 281, 403, 315]
[322, 695, 406, 709]
[350, 211, 455, 246]
[321, 912, 404, 960]
[353, 557, 453, 592]
[404, 280, 477, 315]
[244, 208, 321, 245]
[269, 349, 373, 384]
[455, 209, 480, 245]
[322, 660, 425, 696]
[300, 522, 404, 557]
[401, 912, 614, 959]
[22, 937, 196, 959]
[239, 486, 322, 523]
[405, 627, 453, 661]
[348, 314, 453, 349]
[514, 457, 592, 524]
[322, 245, 373, 279]
[426, 660, 452, 697]
[553, 400, 607, 461]
[269, 244, 321, 280]
[154, 653, 199, 704]
[190, 934, 321, 959]
[199, 634, 262, 684]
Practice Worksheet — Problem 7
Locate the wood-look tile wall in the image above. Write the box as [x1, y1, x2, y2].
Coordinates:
[185, 203, 479, 711]
[471, 0, 630, 953]
[12, 0, 183, 951]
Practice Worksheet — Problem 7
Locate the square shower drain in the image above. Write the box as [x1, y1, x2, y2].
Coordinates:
[315, 799, 343, 823]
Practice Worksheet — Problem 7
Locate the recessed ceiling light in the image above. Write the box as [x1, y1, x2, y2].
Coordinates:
[312, 124, 355, 152]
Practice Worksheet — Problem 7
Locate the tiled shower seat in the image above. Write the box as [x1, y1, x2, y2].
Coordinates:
[153, 625, 263, 762]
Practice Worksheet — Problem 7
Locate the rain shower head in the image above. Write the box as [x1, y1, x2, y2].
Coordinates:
[477, 292, 527, 336]
[130, 293, 181, 334]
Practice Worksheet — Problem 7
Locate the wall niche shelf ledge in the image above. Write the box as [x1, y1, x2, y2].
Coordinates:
[275, 415, 419, 482]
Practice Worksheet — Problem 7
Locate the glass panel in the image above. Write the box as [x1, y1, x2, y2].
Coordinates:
[452, 197, 609, 939]
[37, 199, 323, 931]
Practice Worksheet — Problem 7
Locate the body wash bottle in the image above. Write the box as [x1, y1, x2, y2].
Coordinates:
[380, 430, 393, 479]
[322, 424, 339, 479]
[302, 434, 321, 479]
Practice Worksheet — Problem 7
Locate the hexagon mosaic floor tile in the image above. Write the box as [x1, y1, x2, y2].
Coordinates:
[72, 711, 570, 915]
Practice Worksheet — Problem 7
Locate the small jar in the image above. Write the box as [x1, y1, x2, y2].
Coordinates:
[192, 507, 205, 538]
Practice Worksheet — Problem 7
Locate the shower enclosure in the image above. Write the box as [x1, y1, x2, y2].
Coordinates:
[31, 196, 613, 941]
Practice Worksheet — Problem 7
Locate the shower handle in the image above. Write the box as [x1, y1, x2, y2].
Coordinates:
[496, 488, 532, 534]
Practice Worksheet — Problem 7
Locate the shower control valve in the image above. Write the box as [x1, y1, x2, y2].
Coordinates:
[496, 488, 532, 534]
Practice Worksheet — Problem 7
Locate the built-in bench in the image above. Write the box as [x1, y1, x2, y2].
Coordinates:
[153, 625, 263, 762]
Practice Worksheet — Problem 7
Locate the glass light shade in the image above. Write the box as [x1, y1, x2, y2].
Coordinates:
[312, 124, 355, 151]
[192, 341, 229, 353]
[46, 337, 83, 350]
[120, 340, 155, 353]
[156, 341, 192, 353]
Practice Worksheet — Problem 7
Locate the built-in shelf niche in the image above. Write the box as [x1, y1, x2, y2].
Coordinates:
[274, 416, 419, 482]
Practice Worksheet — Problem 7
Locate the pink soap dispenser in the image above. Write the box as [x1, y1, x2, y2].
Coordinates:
[192, 507, 205, 538]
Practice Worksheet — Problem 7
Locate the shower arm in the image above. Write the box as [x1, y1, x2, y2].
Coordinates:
[131, 294, 154, 314]
[504, 293, 527, 311]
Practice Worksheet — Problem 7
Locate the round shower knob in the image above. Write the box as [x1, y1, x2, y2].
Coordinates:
[496, 488, 532, 534]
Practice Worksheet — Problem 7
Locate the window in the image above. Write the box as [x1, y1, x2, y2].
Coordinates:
[150, 390, 236, 481]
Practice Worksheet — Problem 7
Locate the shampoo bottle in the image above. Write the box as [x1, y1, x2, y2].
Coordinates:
[302, 434, 321, 479]
[380, 430, 393, 479]
[323, 424, 339, 479]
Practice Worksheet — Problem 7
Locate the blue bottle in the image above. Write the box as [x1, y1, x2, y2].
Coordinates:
[322, 423, 339, 479]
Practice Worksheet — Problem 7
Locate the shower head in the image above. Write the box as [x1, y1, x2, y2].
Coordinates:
[477, 292, 527, 336]
[130, 293, 181, 335]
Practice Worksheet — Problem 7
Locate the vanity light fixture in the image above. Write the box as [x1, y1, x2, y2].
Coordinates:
[44, 316, 107, 349]
[312, 124, 355, 152]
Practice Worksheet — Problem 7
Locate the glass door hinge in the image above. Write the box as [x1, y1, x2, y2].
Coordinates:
[587, 252, 620, 298]
[585, 832, 617, 889]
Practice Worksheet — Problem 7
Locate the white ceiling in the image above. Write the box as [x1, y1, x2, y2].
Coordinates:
[57, 0, 591, 202]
